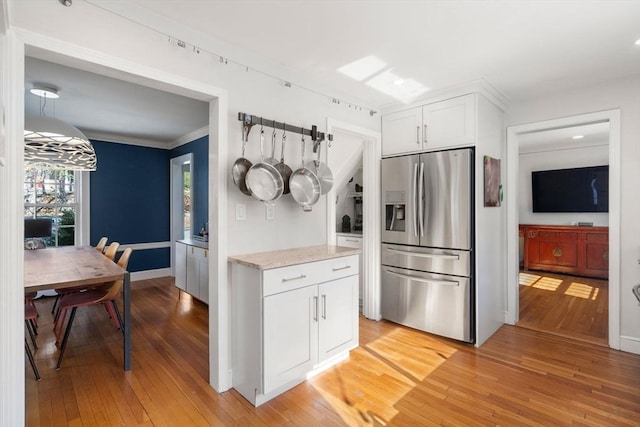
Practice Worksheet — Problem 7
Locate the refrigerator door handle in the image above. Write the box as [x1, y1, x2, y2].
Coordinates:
[412, 163, 418, 238]
[387, 248, 460, 260]
[386, 269, 460, 286]
[418, 162, 425, 237]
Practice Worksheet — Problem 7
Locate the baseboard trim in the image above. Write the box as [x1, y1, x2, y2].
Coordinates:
[131, 268, 172, 281]
[619, 335, 640, 355]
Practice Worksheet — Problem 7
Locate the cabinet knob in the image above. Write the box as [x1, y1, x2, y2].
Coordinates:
[552, 247, 563, 257]
[602, 251, 609, 262]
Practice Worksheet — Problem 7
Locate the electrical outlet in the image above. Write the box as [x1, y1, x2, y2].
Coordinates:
[236, 204, 246, 221]
[266, 205, 275, 220]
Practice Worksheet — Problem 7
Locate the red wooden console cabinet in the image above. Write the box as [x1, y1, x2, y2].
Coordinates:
[519, 224, 608, 279]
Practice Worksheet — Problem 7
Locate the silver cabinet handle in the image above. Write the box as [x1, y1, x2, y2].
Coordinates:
[282, 274, 307, 282]
[386, 269, 459, 286]
[345, 238, 359, 243]
[412, 163, 418, 238]
[418, 162, 425, 237]
[416, 125, 420, 144]
[423, 124, 428, 144]
[332, 265, 352, 272]
[313, 296, 318, 321]
[387, 248, 460, 260]
[322, 294, 327, 319]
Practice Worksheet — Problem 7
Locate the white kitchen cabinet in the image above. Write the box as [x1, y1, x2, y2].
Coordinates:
[381, 107, 423, 156]
[175, 241, 187, 291]
[382, 93, 476, 156]
[263, 285, 317, 394]
[231, 249, 359, 407]
[337, 234, 363, 309]
[175, 240, 208, 303]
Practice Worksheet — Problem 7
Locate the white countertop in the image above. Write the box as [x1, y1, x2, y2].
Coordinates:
[177, 238, 209, 249]
[228, 244, 360, 270]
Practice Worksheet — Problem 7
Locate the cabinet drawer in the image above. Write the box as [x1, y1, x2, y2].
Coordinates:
[586, 233, 608, 242]
[263, 255, 359, 297]
[337, 235, 363, 248]
[557, 232, 577, 241]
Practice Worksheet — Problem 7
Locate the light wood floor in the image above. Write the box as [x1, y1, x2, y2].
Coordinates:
[518, 270, 608, 346]
[26, 277, 639, 426]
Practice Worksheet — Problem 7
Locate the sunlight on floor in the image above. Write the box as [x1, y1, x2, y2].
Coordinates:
[519, 272, 541, 286]
[309, 327, 457, 426]
[532, 276, 563, 291]
[565, 282, 599, 300]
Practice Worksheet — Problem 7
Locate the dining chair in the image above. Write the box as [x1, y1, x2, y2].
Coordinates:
[25, 303, 41, 380]
[95, 236, 108, 253]
[55, 248, 133, 369]
[53, 241, 120, 327]
[103, 242, 120, 261]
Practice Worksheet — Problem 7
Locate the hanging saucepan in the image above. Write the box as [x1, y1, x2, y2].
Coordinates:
[306, 139, 333, 195]
[290, 135, 321, 211]
[231, 122, 252, 196]
[274, 125, 293, 194]
[245, 124, 284, 205]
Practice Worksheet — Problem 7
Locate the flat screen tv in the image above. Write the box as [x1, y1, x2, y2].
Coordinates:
[532, 165, 609, 213]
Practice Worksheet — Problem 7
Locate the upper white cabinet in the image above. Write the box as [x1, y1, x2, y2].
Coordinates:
[381, 107, 423, 156]
[382, 93, 476, 157]
[175, 240, 208, 303]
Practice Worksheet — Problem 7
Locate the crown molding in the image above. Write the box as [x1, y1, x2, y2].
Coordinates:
[379, 78, 510, 115]
[168, 125, 209, 149]
[85, 131, 171, 149]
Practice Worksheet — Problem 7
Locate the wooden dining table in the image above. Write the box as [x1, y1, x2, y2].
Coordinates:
[24, 245, 132, 371]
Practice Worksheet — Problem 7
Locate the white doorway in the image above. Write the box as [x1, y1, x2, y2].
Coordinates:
[171, 153, 193, 274]
[505, 109, 621, 349]
[326, 118, 381, 321]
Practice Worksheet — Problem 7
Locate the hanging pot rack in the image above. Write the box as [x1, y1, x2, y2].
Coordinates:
[238, 112, 332, 152]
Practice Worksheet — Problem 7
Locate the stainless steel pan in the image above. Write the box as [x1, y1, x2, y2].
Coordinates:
[290, 135, 321, 211]
[274, 128, 293, 194]
[246, 125, 284, 205]
[306, 139, 333, 194]
[231, 123, 252, 196]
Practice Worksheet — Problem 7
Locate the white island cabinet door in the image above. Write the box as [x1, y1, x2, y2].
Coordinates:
[175, 242, 187, 291]
[318, 275, 359, 362]
[263, 285, 318, 394]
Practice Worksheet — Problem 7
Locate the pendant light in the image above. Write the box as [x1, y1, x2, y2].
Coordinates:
[24, 86, 97, 171]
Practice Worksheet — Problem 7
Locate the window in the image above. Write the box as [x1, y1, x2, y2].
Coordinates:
[24, 169, 78, 247]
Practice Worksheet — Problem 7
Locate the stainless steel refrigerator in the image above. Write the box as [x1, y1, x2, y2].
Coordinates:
[381, 148, 474, 343]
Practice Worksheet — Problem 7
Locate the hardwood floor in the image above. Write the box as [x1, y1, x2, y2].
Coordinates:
[26, 277, 639, 426]
[518, 270, 608, 346]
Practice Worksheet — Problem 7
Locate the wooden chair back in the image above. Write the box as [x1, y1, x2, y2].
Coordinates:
[99, 248, 133, 301]
[95, 237, 108, 253]
[103, 242, 120, 261]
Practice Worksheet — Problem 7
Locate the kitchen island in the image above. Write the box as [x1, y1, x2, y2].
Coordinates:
[229, 245, 360, 406]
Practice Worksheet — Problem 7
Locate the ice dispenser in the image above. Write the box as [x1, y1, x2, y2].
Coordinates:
[385, 190, 406, 231]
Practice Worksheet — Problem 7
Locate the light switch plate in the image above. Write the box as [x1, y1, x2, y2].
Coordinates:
[236, 204, 246, 221]
[266, 205, 275, 220]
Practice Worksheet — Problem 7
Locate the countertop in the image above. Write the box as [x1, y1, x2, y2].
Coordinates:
[336, 232, 363, 238]
[228, 244, 360, 270]
[177, 238, 209, 249]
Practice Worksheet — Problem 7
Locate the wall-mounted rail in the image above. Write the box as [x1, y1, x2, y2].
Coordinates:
[238, 112, 332, 152]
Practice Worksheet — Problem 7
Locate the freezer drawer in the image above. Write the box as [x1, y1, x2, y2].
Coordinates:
[381, 266, 472, 342]
[381, 243, 470, 277]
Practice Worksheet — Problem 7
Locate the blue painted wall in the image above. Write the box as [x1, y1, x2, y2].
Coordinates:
[89, 137, 208, 273]
[170, 135, 209, 234]
[90, 140, 170, 272]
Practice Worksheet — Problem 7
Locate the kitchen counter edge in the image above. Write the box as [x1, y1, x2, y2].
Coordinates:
[228, 244, 361, 270]
[177, 239, 209, 249]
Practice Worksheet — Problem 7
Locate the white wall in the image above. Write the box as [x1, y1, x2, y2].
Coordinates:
[518, 144, 609, 226]
[1, 1, 381, 423]
[507, 74, 640, 352]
